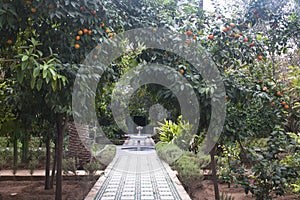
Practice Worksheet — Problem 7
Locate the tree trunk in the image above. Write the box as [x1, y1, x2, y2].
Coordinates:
[50, 137, 57, 189]
[44, 134, 51, 190]
[55, 114, 68, 200]
[21, 133, 29, 163]
[13, 132, 18, 175]
[210, 146, 220, 200]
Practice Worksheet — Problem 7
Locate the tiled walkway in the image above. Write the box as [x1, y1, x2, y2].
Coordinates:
[86, 135, 191, 200]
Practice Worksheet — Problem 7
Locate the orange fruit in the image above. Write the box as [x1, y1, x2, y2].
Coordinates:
[262, 86, 268, 91]
[78, 30, 83, 35]
[93, 55, 98, 60]
[92, 10, 97, 15]
[284, 104, 289, 109]
[75, 35, 80, 40]
[235, 33, 240, 38]
[193, 35, 197, 40]
[179, 68, 185, 74]
[243, 37, 249, 42]
[186, 30, 193, 36]
[7, 39, 13, 45]
[222, 27, 229, 32]
[250, 42, 255, 47]
[270, 102, 275, 107]
[31, 7, 37, 13]
[281, 101, 286, 105]
[276, 91, 281, 97]
[208, 35, 214, 40]
[109, 33, 114, 38]
[229, 23, 235, 28]
[105, 28, 110, 33]
[83, 28, 88, 33]
[74, 43, 80, 49]
[257, 55, 263, 60]
[88, 30, 92, 35]
[100, 23, 105, 28]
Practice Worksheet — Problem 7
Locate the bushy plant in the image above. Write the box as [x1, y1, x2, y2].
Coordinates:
[157, 115, 194, 151]
[173, 152, 208, 193]
[155, 142, 183, 165]
[240, 126, 298, 199]
[62, 157, 77, 175]
[96, 145, 116, 167]
[84, 161, 100, 176]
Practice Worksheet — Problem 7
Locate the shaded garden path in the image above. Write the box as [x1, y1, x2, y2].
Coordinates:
[85, 135, 191, 200]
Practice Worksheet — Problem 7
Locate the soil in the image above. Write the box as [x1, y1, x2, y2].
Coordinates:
[192, 180, 299, 200]
[0, 178, 97, 200]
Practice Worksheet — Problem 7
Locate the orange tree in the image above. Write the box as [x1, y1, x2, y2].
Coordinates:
[150, 0, 299, 199]
[0, 0, 164, 199]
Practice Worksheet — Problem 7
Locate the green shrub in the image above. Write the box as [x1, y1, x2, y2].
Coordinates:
[173, 153, 205, 192]
[84, 161, 100, 176]
[62, 157, 77, 175]
[96, 144, 116, 167]
[155, 142, 183, 165]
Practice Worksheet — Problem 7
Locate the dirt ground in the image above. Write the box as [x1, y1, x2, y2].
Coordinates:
[0, 178, 298, 200]
[0, 178, 97, 200]
[192, 180, 299, 200]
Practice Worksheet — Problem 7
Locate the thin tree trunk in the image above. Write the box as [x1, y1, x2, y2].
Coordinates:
[21, 133, 29, 163]
[13, 132, 18, 175]
[44, 134, 51, 190]
[210, 146, 220, 200]
[50, 137, 57, 189]
[55, 114, 68, 200]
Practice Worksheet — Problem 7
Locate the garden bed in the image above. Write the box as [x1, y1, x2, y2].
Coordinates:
[191, 180, 298, 200]
[0, 177, 99, 200]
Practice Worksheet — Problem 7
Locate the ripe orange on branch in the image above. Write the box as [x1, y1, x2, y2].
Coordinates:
[75, 36, 80, 40]
[257, 55, 263, 60]
[284, 104, 289, 109]
[78, 30, 83, 35]
[208, 35, 214, 40]
[74, 43, 80, 49]
[31, 7, 37, 13]
[186, 30, 193, 36]
[276, 91, 281, 97]
[7, 39, 13, 45]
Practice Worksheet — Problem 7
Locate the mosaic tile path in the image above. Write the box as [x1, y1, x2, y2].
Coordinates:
[91, 136, 191, 200]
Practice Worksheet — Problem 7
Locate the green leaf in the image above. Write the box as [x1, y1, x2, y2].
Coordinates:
[42, 69, 48, 79]
[36, 79, 43, 91]
[22, 55, 29, 62]
[17, 70, 24, 83]
[33, 67, 40, 78]
[49, 68, 56, 76]
[51, 80, 57, 91]
[30, 78, 36, 89]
